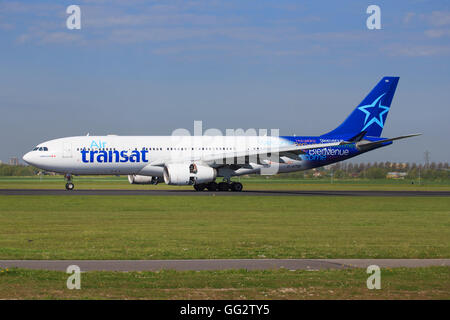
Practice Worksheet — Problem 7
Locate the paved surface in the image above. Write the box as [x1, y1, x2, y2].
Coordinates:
[0, 259, 449, 271]
[0, 189, 449, 197]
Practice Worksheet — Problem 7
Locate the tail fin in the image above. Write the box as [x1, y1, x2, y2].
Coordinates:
[321, 76, 399, 138]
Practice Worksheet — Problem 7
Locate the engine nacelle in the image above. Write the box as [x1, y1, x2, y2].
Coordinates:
[128, 175, 156, 185]
[163, 163, 217, 185]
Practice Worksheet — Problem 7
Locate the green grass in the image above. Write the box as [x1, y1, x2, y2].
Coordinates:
[0, 195, 449, 259]
[0, 267, 448, 299]
[1, 180, 449, 300]
[1, 175, 449, 191]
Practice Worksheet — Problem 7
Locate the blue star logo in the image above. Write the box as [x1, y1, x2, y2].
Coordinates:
[358, 93, 390, 131]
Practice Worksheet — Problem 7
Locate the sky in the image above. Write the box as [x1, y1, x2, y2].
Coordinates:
[0, 0, 449, 164]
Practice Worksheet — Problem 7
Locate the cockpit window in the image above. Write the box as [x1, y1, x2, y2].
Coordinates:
[34, 146, 48, 151]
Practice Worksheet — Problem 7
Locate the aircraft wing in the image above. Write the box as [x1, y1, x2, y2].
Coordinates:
[199, 133, 421, 164]
[150, 141, 343, 167]
[204, 141, 343, 165]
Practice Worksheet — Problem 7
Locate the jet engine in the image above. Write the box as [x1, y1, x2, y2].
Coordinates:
[163, 163, 216, 185]
[128, 175, 157, 185]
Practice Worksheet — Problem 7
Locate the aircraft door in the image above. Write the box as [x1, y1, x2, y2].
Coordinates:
[63, 143, 72, 158]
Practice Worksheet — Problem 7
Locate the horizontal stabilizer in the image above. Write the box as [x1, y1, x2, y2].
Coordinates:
[355, 133, 422, 148]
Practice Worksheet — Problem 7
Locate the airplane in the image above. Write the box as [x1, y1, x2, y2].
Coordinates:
[22, 76, 420, 192]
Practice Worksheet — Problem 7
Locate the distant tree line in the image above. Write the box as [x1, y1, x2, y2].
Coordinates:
[280, 162, 450, 181]
[1, 162, 449, 181]
[0, 164, 39, 176]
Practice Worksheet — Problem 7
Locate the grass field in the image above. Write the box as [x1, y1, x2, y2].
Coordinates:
[1, 267, 448, 299]
[0, 195, 449, 260]
[1, 176, 450, 191]
[0, 177, 448, 299]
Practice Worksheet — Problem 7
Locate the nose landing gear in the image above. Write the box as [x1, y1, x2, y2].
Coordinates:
[65, 174, 74, 191]
[66, 182, 75, 190]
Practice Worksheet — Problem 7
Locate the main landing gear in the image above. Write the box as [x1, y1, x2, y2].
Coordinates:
[193, 180, 243, 192]
[65, 174, 74, 191]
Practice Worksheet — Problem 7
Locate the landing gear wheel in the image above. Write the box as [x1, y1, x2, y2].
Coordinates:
[65, 182, 75, 191]
[206, 182, 218, 191]
[218, 182, 230, 191]
[64, 173, 74, 191]
[194, 184, 206, 191]
[230, 182, 243, 192]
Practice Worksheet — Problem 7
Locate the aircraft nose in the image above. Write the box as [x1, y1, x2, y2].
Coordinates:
[22, 152, 33, 165]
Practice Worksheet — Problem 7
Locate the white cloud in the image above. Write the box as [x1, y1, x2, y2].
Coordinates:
[402, 11, 450, 27]
[0, 1, 62, 15]
[83, 13, 220, 28]
[403, 12, 416, 24]
[16, 31, 85, 45]
[38, 32, 85, 45]
[0, 22, 14, 30]
[429, 11, 450, 27]
[383, 44, 450, 57]
[424, 29, 450, 38]
[5, 1, 449, 61]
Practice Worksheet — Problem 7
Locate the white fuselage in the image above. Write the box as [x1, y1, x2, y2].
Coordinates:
[23, 135, 306, 178]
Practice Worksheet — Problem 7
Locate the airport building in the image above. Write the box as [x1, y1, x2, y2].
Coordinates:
[9, 157, 19, 166]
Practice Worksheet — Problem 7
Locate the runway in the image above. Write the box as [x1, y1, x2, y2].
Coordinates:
[0, 259, 448, 271]
[0, 189, 449, 197]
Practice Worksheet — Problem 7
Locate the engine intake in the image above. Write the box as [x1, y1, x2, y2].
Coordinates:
[163, 163, 216, 185]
